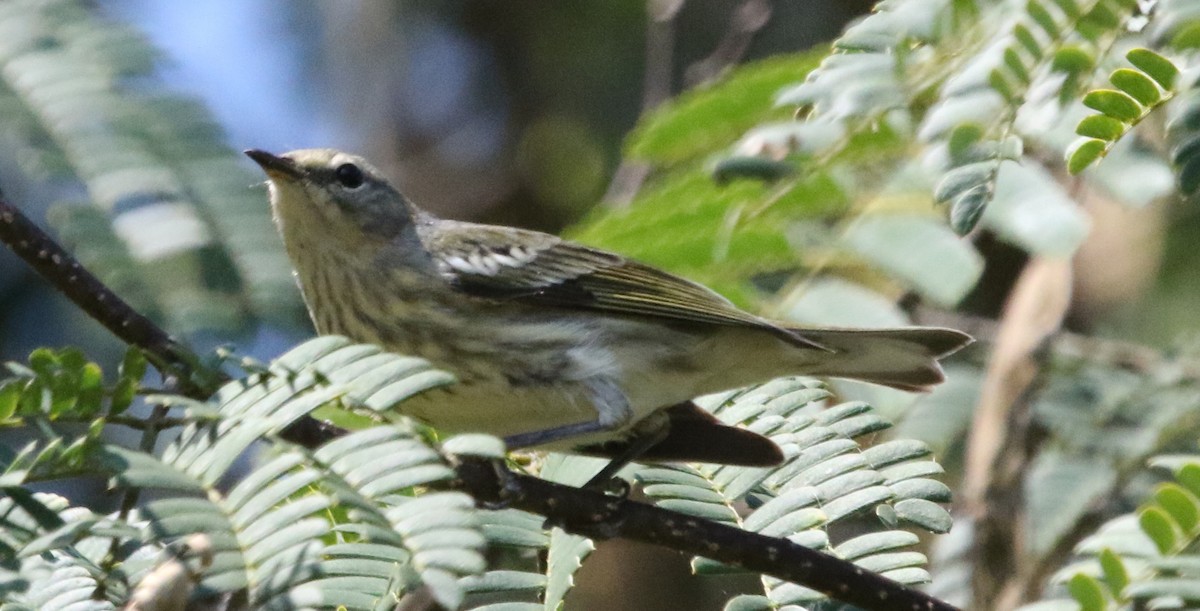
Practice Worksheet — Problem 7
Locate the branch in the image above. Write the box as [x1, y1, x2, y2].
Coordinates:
[0, 193, 187, 379]
[959, 258, 1071, 610]
[601, 0, 682, 208]
[454, 456, 957, 611]
[0, 190, 959, 611]
[602, 0, 774, 208]
[683, 0, 773, 87]
[0, 190, 340, 444]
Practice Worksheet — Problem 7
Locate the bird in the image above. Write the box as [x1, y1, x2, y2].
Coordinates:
[246, 148, 972, 485]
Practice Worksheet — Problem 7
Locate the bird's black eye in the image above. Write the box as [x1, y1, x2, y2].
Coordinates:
[335, 163, 365, 189]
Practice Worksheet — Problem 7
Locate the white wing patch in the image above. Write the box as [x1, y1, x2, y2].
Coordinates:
[440, 246, 542, 277]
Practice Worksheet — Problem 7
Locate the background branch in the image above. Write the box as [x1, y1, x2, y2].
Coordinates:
[602, 0, 773, 208]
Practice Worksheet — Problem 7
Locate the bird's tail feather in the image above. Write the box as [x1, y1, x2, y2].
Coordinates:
[795, 327, 973, 392]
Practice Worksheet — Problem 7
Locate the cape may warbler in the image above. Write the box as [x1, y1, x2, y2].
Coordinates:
[247, 148, 971, 477]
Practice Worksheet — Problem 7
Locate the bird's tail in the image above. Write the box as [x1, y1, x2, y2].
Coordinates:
[796, 327, 973, 392]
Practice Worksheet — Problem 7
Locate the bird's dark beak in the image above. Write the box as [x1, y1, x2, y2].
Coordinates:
[244, 149, 303, 180]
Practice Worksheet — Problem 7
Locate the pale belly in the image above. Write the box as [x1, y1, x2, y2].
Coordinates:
[396, 378, 601, 439]
[383, 323, 801, 447]
[362, 318, 738, 445]
[302, 269, 802, 445]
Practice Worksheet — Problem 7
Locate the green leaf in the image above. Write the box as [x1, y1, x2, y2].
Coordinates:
[1178, 464, 1200, 499]
[1027, 1, 1062, 38]
[441, 434, 506, 459]
[934, 162, 993, 205]
[892, 499, 952, 534]
[1083, 90, 1143, 122]
[1081, 1, 1120, 31]
[989, 68, 1017, 101]
[723, 595, 773, 611]
[77, 363, 104, 413]
[119, 347, 148, 384]
[627, 53, 822, 164]
[949, 184, 992, 235]
[1155, 483, 1200, 533]
[109, 377, 137, 416]
[543, 528, 595, 610]
[834, 531, 920, 561]
[1098, 548, 1129, 597]
[0, 382, 18, 421]
[460, 570, 546, 597]
[1068, 573, 1107, 611]
[56, 348, 86, 373]
[1052, 46, 1095, 75]
[712, 156, 793, 184]
[947, 124, 984, 161]
[1126, 48, 1179, 90]
[1051, 0, 1082, 19]
[1076, 115, 1125, 140]
[1003, 48, 1032, 84]
[27, 349, 57, 377]
[1110, 68, 1162, 106]
[1170, 22, 1200, 50]
[1139, 506, 1178, 554]
[1067, 138, 1107, 174]
[1013, 23, 1045, 59]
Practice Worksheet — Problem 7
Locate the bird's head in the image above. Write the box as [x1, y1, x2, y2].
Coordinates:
[245, 148, 420, 246]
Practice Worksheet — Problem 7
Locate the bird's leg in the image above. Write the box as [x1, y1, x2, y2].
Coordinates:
[502, 420, 615, 449]
[503, 376, 647, 492]
[581, 410, 670, 491]
[502, 377, 633, 449]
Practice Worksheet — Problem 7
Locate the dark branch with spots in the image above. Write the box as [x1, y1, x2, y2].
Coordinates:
[0, 193, 186, 374]
[454, 457, 959, 611]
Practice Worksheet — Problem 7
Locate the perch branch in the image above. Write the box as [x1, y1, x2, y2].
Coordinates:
[454, 457, 957, 611]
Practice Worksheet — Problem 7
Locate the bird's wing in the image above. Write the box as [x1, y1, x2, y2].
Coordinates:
[422, 221, 823, 348]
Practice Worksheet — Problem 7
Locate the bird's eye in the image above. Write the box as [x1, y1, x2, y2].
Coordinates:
[335, 163, 365, 189]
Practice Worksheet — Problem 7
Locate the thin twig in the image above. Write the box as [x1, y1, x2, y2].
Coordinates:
[601, 0, 683, 208]
[103, 401, 171, 577]
[683, 0, 773, 87]
[105, 415, 190, 430]
[602, 0, 775, 209]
